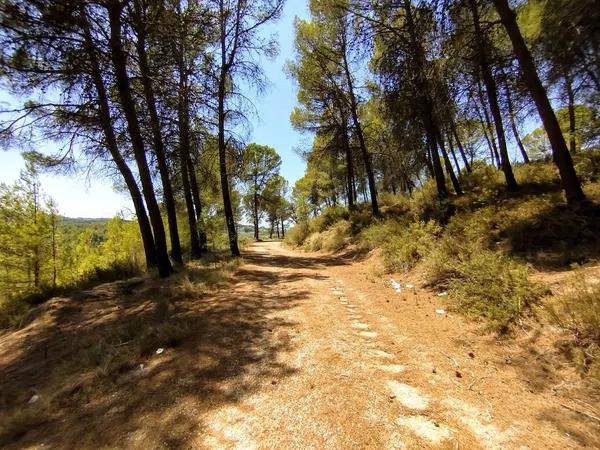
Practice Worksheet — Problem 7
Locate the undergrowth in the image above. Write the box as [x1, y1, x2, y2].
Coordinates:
[547, 272, 600, 379]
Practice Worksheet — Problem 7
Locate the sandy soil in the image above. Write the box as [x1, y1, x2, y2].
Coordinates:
[1, 241, 599, 449]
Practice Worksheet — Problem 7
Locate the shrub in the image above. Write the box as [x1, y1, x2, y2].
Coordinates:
[349, 204, 375, 234]
[309, 205, 349, 233]
[303, 232, 324, 252]
[320, 220, 351, 252]
[408, 180, 450, 222]
[460, 161, 503, 203]
[547, 273, 600, 378]
[0, 296, 31, 329]
[381, 220, 441, 272]
[513, 161, 560, 187]
[283, 221, 310, 247]
[447, 250, 539, 333]
[379, 192, 411, 216]
[358, 218, 408, 251]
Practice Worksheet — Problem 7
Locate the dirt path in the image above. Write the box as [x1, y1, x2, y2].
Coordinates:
[2, 241, 599, 449]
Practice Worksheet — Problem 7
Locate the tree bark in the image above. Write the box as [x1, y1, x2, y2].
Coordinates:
[437, 128, 463, 195]
[450, 123, 472, 173]
[504, 80, 530, 163]
[470, 0, 517, 190]
[565, 72, 577, 154]
[187, 156, 208, 252]
[341, 47, 379, 216]
[340, 108, 355, 211]
[107, 0, 172, 277]
[493, 0, 585, 205]
[218, 1, 240, 256]
[133, 0, 182, 264]
[81, 5, 157, 269]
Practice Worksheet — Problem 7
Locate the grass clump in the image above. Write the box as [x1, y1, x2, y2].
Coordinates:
[547, 273, 600, 378]
[446, 250, 540, 333]
[283, 221, 310, 247]
[381, 220, 441, 272]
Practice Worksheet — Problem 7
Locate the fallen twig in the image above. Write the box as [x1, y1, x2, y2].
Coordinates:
[560, 403, 600, 423]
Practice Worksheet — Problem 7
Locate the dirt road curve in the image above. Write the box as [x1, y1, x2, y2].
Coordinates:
[2, 241, 599, 449]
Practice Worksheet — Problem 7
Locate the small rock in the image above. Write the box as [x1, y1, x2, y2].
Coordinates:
[155, 348, 164, 355]
[271, 380, 277, 385]
[389, 394, 397, 399]
[468, 352, 475, 358]
[455, 371, 462, 378]
[28, 394, 40, 404]
[139, 364, 145, 371]
[432, 367, 437, 374]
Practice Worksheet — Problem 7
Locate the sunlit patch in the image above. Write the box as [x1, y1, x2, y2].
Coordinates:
[396, 416, 452, 443]
[386, 381, 429, 410]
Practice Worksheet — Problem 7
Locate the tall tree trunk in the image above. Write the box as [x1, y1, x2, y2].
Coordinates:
[107, 1, 172, 277]
[475, 98, 499, 167]
[253, 188, 259, 240]
[187, 156, 208, 252]
[437, 128, 463, 195]
[340, 110, 355, 211]
[424, 112, 449, 198]
[451, 123, 472, 173]
[470, 0, 517, 191]
[565, 72, 577, 154]
[133, 0, 182, 264]
[81, 5, 157, 269]
[446, 131, 463, 175]
[339, 27, 379, 216]
[403, 0, 447, 198]
[493, 0, 585, 205]
[218, 15, 240, 256]
[504, 80, 530, 163]
[476, 81, 501, 168]
[177, 49, 201, 259]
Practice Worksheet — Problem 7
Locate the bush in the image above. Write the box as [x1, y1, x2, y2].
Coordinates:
[283, 221, 310, 247]
[513, 161, 560, 187]
[381, 220, 441, 272]
[358, 218, 408, 251]
[447, 250, 539, 333]
[309, 205, 349, 233]
[303, 232, 324, 252]
[408, 180, 450, 222]
[320, 220, 351, 251]
[547, 273, 600, 378]
[0, 296, 31, 329]
[460, 161, 503, 203]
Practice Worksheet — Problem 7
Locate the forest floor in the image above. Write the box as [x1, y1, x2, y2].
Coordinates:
[1, 241, 600, 449]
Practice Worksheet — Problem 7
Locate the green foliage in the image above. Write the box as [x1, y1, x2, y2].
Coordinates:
[309, 205, 349, 233]
[381, 221, 441, 272]
[283, 221, 310, 247]
[447, 250, 539, 333]
[358, 218, 408, 251]
[547, 273, 600, 378]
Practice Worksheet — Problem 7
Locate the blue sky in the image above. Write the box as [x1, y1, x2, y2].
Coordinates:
[0, 1, 310, 218]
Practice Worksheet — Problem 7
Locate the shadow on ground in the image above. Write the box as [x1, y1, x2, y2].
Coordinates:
[0, 253, 309, 448]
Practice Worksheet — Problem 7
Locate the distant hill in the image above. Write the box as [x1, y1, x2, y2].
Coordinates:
[61, 217, 111, 226]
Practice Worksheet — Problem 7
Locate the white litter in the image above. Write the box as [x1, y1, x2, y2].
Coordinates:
[436, 309, 446, 315]
[390, 278, 402, 293]
[437, 292, 448, 297]
[155, 348, 164, 355]
[139, 364, 145, 371]
[405, 284, 414, 289]
[28, 394, 40, 404]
